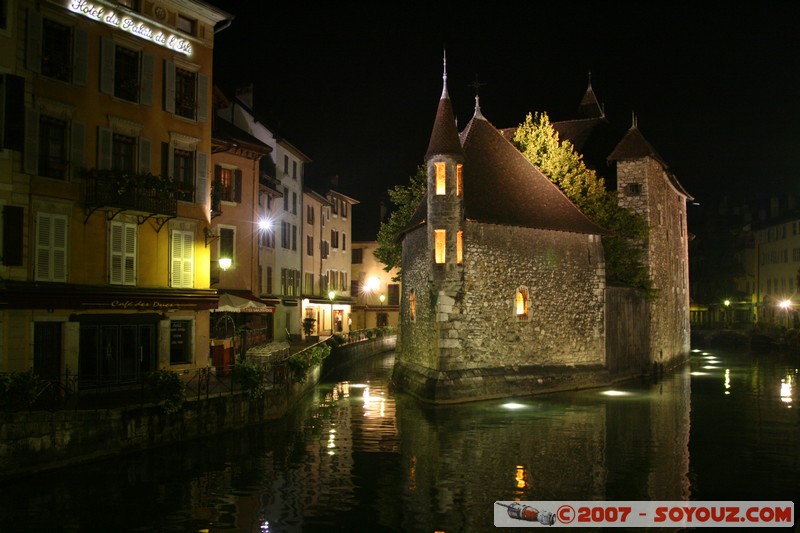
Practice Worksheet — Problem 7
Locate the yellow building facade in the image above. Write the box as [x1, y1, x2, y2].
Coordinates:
[0, 0, 230, 388]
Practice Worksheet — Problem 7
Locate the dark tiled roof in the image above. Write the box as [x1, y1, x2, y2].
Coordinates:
[424, 86, 464, 160]
[459, 113, 607, 235]
[608, 125, 693, 200]
[577, 83, 604, 119]
[212, 117, 272, 155]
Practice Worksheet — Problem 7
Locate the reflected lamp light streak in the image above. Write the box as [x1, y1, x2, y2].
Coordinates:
[600, 390, 632, 397]
[501, 402, 526, 410]
[724, 368, 731, 394]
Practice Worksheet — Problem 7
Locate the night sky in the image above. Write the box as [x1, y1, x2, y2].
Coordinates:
[209, 2, 799, 240]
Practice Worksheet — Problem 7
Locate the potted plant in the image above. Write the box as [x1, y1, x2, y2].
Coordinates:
[302, 317, 317, 340]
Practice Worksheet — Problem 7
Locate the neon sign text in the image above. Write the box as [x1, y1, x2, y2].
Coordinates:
[69, 0, 193, 56]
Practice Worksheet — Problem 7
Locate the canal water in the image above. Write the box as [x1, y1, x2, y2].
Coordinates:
[1, 347, 797, 532]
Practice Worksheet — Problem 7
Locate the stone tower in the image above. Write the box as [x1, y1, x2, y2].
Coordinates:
[610, 118, 693, 368]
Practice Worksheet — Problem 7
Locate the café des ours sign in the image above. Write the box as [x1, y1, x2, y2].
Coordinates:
[68, 0, 193, 56]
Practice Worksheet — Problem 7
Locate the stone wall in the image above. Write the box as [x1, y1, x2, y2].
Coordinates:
[605, 285, 650, 375]
[617, 158, 691, 367]
[395, 220, 609, 402]
[0, 367, 320, 482]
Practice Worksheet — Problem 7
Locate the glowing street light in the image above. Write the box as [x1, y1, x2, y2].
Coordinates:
[779, 299, 792, 329]
[328, 290, 336, 335]
[218, 257, 232, 271]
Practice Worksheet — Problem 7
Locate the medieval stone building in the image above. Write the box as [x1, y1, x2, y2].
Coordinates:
[393, 64, 692, 403]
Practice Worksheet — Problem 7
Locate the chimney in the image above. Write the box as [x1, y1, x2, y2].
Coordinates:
[236, 83, 254, 110]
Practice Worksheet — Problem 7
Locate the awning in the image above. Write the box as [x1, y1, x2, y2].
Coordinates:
[213, 293, 272, 313]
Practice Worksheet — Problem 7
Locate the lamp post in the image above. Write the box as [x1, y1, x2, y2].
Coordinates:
[779, 299, 791, 329]
[328, 290, 336, 336]
[723, 299, 730, 327]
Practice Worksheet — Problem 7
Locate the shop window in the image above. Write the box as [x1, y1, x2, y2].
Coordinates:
[170, 320, 192, 364]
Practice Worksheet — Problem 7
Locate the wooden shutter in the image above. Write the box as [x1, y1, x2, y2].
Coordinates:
[26, 9, 42, 73]
[138, 137, 151, 174]
[70, 120, 85, 179]
[100, 37, 115, 96]
[110, 221, 137, 285]
[196, 73, 208, 122]
[171, 229, 194, 288]
[234, 169, 242, 202]
[97, 127, 112, 170]
[195, 151, 208, 205]
[140, 52, 154, 106]
[164, 61, 175, 114]
[23, 108, 39, 175]
[36, 213, 68, 281]
[72, 27, 88, 86]
[2, 205, 23, 266]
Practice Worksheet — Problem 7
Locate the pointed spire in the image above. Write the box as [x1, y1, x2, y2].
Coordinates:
[577, 73, 604, 119]
[425, 52, 464, 160]
[631, 111, 638, 129]
[440, 48, 449, 99]
[473, 94, 485, 120]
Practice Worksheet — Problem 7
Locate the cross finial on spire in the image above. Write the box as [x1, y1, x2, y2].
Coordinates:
[469, 74, 486, 96]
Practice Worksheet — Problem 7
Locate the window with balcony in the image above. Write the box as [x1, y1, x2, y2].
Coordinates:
[112, 133, 136, 173]
[109, 220, 137, 285]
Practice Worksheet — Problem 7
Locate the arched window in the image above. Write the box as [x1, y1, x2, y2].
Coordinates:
[409, 289, 416, 321]
[515, 287, 529, 320]
[435, 162, 446, 195]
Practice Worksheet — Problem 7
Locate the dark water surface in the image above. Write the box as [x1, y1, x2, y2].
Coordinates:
[1, 347, 798, 532]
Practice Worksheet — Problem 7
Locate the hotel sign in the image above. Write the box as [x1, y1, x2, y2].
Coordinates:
[68, 0, 193, 55]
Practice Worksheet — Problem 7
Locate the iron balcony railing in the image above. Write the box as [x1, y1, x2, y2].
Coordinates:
[84, 171, 178, 218]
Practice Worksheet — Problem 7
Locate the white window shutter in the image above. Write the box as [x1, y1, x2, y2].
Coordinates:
[123, 223, 137, 284]
[36, 213, 51, 280]
[196, 73, 209, 123]
[110, 222, 123, 284]
[195, 151, 208, 205]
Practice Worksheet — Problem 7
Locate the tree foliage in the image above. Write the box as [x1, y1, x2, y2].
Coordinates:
[374, 165, 427, 280]
[514, 112, 653, 295]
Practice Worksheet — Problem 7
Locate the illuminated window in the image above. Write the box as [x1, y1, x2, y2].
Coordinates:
[457, 230, 463, 264]
[435, 162, 446, 195]
[456, 164, 463, 196]
[435, 229, 446, 263]
[410, 289, 416, 321]
[515, 287, 529, 319]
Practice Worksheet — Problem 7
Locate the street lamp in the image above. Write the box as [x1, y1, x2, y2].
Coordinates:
[779, 299, 791, 329]
[328, 290, 336, 335]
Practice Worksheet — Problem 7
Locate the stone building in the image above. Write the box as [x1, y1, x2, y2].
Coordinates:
[393, 64, 692, 403]
[393, 66, 610, 403]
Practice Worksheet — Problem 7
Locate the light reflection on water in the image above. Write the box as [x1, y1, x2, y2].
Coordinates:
[0, 348, 797, 532]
